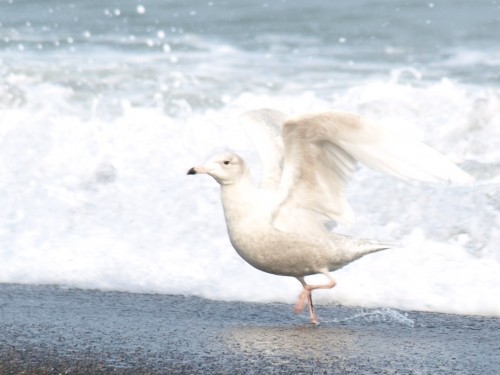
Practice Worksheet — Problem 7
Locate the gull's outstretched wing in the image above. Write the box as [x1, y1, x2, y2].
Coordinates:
[239, 109, 288, 189]
[273, 111, 472, 228]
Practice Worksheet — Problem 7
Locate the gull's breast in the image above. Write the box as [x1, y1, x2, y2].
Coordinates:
[227, 227, 336, 277]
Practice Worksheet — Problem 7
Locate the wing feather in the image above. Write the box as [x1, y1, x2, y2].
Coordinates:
[239, 109, 288, 189]
[273, 111, 472, 228]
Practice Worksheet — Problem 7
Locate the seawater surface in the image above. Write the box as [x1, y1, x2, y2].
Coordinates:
[1, 0, 500, 317]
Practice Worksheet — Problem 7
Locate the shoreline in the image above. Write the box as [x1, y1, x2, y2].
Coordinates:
[1, 283, 499, 374]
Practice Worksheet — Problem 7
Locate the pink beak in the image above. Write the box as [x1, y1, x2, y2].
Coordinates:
[187, 166, 208, 175]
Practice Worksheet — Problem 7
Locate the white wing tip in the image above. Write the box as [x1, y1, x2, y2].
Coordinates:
[408, 165, 474, 186]
[445, 169, 475, 186]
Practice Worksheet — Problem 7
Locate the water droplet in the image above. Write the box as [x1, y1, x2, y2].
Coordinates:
[136, 5, 146, 14]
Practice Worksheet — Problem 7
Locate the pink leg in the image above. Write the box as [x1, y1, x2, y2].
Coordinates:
[294, 270, 336, 324]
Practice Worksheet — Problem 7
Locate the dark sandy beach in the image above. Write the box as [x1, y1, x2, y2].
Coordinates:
[0, 284, 499, 374]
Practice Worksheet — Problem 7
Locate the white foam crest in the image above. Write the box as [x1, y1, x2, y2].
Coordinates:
[1, 80, 499, 317]
[443, 48, 500, 68]
[330, 232, 500, 317]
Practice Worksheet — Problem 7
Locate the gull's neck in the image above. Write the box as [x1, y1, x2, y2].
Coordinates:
[220, 174, 258, 230]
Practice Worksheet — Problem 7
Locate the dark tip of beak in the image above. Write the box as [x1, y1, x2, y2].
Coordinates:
[187, 167, 197, 175]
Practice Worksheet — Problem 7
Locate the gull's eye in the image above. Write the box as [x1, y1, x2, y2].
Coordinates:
[223, 160, 230, 165]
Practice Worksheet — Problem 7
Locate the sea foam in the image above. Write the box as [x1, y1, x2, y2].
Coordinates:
[0, 65, 499, 317]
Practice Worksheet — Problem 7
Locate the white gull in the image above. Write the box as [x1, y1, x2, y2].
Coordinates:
[187, 109, 472, 324]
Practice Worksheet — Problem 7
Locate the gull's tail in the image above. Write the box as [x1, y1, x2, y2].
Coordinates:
[330, 233, 399, 267]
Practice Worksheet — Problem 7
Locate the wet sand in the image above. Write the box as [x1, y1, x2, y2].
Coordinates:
[0, 284, 499, 374]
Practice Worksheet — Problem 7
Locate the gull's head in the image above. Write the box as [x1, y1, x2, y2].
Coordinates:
[187, 152, 249, 185]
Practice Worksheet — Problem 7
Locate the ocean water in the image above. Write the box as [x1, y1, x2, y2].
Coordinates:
[1, 0, 500, 317]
